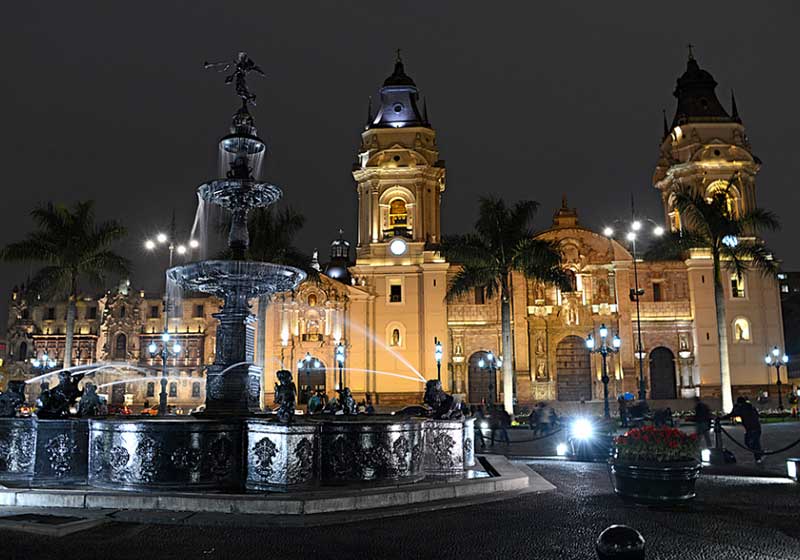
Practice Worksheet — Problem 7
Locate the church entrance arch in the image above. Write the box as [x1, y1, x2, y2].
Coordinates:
[556, 336, 592, 402]
[297, 357, 326, 405]
[649, 347, 677, 400]
[467, 351, 497, 404]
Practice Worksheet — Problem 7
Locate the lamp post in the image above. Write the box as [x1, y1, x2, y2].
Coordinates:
[586, 323, 621, 418]
[764, 346, 789, 410]
[478, 352, 502, 405]
[336, 342, 345, 391]
[603, 211, 664, 402]
[144, 223, 198, 417]
[30, 351, 58, 372]
[148, 332, 182, 415]
[434, 337, 443, 382]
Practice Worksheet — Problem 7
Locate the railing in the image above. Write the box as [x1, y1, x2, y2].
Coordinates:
[447, 303, 499, 323]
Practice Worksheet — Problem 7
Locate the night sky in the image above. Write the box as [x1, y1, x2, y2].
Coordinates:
[2, 2, 799, 331]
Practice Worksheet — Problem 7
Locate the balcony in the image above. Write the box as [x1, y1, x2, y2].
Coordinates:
[637, 301, 692, 321]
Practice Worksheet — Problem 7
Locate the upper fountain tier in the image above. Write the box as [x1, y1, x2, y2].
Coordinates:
[199, 105, 282, 213]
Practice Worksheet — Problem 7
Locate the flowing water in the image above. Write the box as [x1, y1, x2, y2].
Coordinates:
[344, 319, 427, 381]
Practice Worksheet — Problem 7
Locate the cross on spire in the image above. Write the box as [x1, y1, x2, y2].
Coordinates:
[396, 48, 403, 63]
[687, 43, 695, 60]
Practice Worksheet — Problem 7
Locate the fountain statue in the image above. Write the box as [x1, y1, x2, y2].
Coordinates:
[0, 381, 26, 417]
[36, 371, 85, 419]
[423, 380, 463, 420]
[77, 383, 105, 417]
[274, 370, 296, 423]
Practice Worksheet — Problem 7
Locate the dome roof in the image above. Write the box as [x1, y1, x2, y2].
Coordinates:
[670, 51, 732, 128]
[367, 52, 428, 130]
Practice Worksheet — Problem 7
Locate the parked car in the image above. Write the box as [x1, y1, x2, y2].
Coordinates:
[139, 406, 159, 416]
[107, 404, 132, 416]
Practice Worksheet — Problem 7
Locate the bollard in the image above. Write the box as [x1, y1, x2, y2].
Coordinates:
[596, 525, 645, 559]
[707, 416, 736, 465]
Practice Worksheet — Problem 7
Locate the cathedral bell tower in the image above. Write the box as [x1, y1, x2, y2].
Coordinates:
[653, 48, 760, 231]
[349, 54, 450, 393]
[352, 52, 445, 262]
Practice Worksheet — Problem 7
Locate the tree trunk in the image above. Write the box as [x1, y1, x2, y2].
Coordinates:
[713, 257, 733, 412]
[501, 291, 515, 415]
[64, 294, 76, 370]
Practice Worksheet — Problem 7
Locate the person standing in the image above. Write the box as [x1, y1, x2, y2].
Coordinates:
[693, 397, 713, 447]
[725, 396, 764, 463]
[492, 405, 511, 446]
[474, 405, 487, 449]
[618, 396, 629, 429]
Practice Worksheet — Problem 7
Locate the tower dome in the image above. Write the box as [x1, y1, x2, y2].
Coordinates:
[367, 51, 428, 129]
[671, 48, 732, 128]
[325, 229, 352, 282]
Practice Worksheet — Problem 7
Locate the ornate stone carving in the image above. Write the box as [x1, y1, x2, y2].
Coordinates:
[135, 436, 162, 483]
[171, 447, 201, 471]
[393, 435, 410, 474]
[0, 428, 35, 473]
[463, 436, 473, 460]
[45, 434, 77, 477]
[286, 438, 313, 484]
[428, 429, 456, 470]
[207, 436, 234, 478]
[252, 437, 278, 477]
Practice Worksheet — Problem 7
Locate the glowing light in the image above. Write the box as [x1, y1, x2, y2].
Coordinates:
[701, 449, 711, 463]
[782, 354, 789, 364]
[156, 233, 168, 243]
[176, 245, 187, 255]
[626, 232, 636, 241]
[172, 342, 181, 354]
[772, 346, 780, 357]
[478, 359, 486, 368]
[571, 418, 594, 440]
[148, 342, 157, 354]
[144, 240, 156, 250]
[653, 226, 664, 236]
[487, 352, 494, 362]
[434, 339, 443, 362]
[788, 458, 799, 481]
[586, 335, 595, 350]
[599, 325, 608, 339]
[161, 332, 170, 342]
[480, 421, 489, 429]
[765, 355, 773, 364]
[602, 227, 613, 237]
[313, 360, 321, 369]
[189, 239, 200, 249]
[722, 235, 739, 247]
[556, 442, 569, 456]
[631, 221, 642, 231]
[612, 335, 621, 349]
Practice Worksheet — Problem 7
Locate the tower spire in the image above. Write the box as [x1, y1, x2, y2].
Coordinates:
[687, 43, 695, 61]
[423, 96, 429, 124]
[365, 97, 373, 128]
[731, 89, 741, 122]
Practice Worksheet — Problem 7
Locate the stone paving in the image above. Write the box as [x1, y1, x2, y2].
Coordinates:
[1, 459, 798, 559]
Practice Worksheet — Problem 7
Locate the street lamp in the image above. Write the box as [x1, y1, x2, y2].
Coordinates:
[148, 331, 182, 414]
[586, 323, 621, 418]
[603, 212, 664, 402]
[336, 342, 345, 391]
[30, 351, 57, 371]
[764, 346, 789, 410]
[434, 337, 443, 382]
[144, 220, 199, 416]
[477, 352, 502, 405]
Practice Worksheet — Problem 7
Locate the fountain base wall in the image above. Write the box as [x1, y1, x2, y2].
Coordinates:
[0, 418, 88, 485]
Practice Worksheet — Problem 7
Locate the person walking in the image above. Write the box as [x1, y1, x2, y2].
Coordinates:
[725, 396, 764, 463]
[693, 397, 713, 447]
[491, 405, 511, 446]
[617, 396, 629, 429]
[528, 404, 542, 435]
[474, 405, 487, 449]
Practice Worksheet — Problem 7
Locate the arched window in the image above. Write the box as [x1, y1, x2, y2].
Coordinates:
[114, 333, 127, 360]
[192, 382, 201, 398]
[733, 317, 751, 342]
[169, 382, 178, 397]
[307, 294, 317, 307]
[17, 341, 27, 362]
[390, 328, 401, 347]
[389, 199, 408, 227]
[146, 382, 155, 397]
[119, 305, 126, 319]
[563, 270, 577, 292]
[706, 180, 739, 218]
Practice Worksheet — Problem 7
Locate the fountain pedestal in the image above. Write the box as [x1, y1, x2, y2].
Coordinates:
[0, 418, 88, 485]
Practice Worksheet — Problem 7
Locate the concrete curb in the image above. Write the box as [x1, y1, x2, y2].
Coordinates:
[0, 456, 549, 517]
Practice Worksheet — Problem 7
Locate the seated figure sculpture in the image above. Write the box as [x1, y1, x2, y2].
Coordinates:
[78, 382, 105, 417]
[423, 379, 463, 420]
[0, 380, 27, 417]
[337, 387, 357, 415]
[274, 369, 296, 423]
[36, 371, 85, 419]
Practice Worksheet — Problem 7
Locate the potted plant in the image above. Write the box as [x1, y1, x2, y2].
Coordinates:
[610, 426, 701, 503]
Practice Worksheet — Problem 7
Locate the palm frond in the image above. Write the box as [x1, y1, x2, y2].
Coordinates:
[725, 240, 780, 278]
[737, 208, 780, 234]
[439, 234, 493, 267]
[511, 238, 570, 290]
[446, 264, 499, 301]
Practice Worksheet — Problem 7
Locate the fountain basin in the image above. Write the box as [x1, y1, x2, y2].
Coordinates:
[167, 260, 306, 299]
[89, 418, 242, 492]
[246, 420, 318, 491]
[423, 419, 467, 477]
[0, 418, 88, 485]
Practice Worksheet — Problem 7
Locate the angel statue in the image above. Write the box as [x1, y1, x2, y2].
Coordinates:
[204, 51, 266, 107]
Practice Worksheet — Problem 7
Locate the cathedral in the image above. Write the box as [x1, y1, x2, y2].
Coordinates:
[1, 51, 785, 412]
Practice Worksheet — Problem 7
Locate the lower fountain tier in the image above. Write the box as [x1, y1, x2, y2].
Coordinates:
[78, 416, 475, 493]
[167, 260, 306, 300]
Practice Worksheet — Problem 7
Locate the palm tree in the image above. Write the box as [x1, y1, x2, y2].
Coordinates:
[440, 196, 569, 413]
[1, 201, 130, 369]
[646, 184, 779, 412]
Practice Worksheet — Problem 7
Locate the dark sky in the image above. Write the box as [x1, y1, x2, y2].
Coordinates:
[2, 1, 799, 332]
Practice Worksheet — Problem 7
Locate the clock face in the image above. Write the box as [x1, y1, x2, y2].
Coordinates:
[389, 238, 407, 256]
